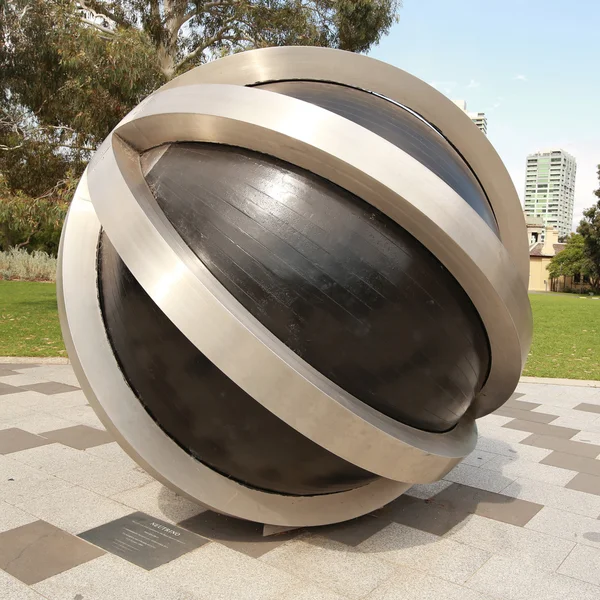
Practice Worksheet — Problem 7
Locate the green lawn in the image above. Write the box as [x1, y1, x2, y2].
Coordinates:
[0, 281, 66, 357]
[1, 281, 600, 380]
[524, 292, 600, 380]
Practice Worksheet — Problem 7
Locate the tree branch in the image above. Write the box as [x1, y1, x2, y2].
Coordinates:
[79, 1, 132, 29]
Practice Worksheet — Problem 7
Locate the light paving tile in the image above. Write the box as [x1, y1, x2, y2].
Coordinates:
[525, 507, 600, 549]
[0, 569, 49, 600]
[445, 513, 575, 571]
[16, 485, 134, 534]
[277, 582, 347, 600]
[85, 441, 138, 469]
[10, 412, 75, 435]
[154, 542, 302, 600]
[475, 426, 531, 446]
[9, 442, 109, 475]
[572, 430, 600, 445]
[549, 416, 600, 432]
[261, 536, 395, 598]
[477, 414, 514, 428]
[111, 481, 204, 525]
[23, 365, 81, 388]
[476, 436, 553, 462]
[502, 477, 600, 518]
[405, 480, 453, 499]
[357, 522, 491, 584]
[482, 454, 577, 486]
[40, 390, 88, 409]
[0, 455, 72, 505]
[364, 565, 499, 600]
[44, 405, 104, 428]
[0, 393, 45, 421]
[462, 449, 498, 468]
[0, 374, 47, 387]
[34, 552, 195, 600]
[0, 499, 36, 533]
[558, 544, 600, 586]
[443, 463, 515, 493]
[466, 554, 600, 600]
[56, 460, 154, 496]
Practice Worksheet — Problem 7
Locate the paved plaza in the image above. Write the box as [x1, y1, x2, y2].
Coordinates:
[1, 361, 600, 599]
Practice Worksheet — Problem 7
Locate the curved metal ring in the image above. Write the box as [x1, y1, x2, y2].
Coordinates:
[161, 46, 530, 291]
[57, 176, 411, 526]
[90, 84, 528, 443]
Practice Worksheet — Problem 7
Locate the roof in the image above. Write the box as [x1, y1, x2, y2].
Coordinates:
[529, 242, 566, 258]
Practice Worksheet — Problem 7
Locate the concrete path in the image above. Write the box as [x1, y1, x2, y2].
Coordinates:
[1, 362, 600, 599]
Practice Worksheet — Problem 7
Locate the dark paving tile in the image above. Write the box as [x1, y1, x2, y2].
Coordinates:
[433, 483, 543, 527]
[0, 364, 39, 369]
[503, 399, 541, 411]
[179, 511, 300, 558]
[0, 520, 104, 584]
[79, 511, 206, 570]
[509, 392, 526, 401]
[0, 381, 24, 396]
[315, 514, 390, 546]
[541, 451, 600, 477]
[0, 428, 52, 455]
[494, 407, 557, 424]
[21, 381, 80, 395]
[373, 494, 472, 536]
[40, 425, 112, 449]
[0, 369, 19, 377]
[566, 473, 600, 496]
[502, 419, 579, 439]
[574, 403, 600, 415]
[520, 434, 600, 458]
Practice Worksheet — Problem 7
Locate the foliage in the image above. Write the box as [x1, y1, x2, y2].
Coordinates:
[0, 177, 72, 254]
[548, 233, 599, 292]
[0, 281, 66, 357]
[0, 247, 57, 281]
[0, 0, 400, 254]
[524, 293, 600, 381]
[576, 165, 600, 292]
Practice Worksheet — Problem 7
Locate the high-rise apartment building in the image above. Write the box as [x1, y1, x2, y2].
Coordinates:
[523, 149, 576, 239]
[452, 100, 488, 135]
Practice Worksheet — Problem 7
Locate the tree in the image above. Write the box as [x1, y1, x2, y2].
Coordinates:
[1, 0, 401, 252]
[577, 164, 600, 291]
[548, 233, 600, 292]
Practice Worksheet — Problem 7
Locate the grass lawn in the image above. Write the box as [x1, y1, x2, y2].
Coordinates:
[0, 281, 66, 357]
[1, 281, 599, 380]
[524, 292, 600, 380]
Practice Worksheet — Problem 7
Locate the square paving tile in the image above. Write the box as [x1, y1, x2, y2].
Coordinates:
[566, 472, 600, 496]
[520, 433, 600, 458]
[557, 543, 600, 586]
[21, 382, 80, 395]
[0, 428, 52, 455]
[503, 419, 579, 439]
[0, 520, 104, 584]
[574, 403, 600, 415]
[494, 407, 558, 424]
[541, 451, 600, 477]
[79, 511, 208, 570]
[433, 483, 543, 526]
[179, 510, 300, 558]
[40, 424, 112, 449]
[0, 381, 24, 396]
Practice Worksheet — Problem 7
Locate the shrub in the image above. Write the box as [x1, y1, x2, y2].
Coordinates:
[0, 247, 57, 281]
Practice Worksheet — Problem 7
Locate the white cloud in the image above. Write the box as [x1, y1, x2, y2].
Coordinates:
[467, 79, 480, 88]
[514, 74, 528, 81]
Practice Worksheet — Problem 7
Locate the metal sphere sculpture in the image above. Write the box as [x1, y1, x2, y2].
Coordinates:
[58, 47, 532, 527]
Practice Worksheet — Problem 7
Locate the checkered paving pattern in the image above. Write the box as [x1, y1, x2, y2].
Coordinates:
[2, 362, 600, 599]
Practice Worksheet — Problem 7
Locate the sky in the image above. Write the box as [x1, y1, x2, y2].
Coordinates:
[368, 0, 600, 229]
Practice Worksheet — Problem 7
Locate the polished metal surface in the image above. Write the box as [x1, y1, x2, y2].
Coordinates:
[58, 47, 531, 526]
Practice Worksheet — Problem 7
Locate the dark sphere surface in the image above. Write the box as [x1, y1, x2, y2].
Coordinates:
[98, 233, 378, 496]
[145, 143, 491, 433]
